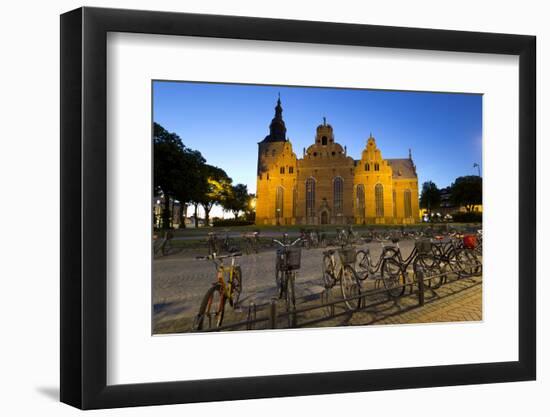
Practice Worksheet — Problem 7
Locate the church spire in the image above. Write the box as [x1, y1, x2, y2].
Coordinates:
[262, 95, 287, 142]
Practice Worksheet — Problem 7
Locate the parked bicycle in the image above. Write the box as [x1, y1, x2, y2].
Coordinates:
[273, 237, 302, 326]
[153, 230, 175, 257]
[241, 231, 260, 254]
[192, 252, 243, 330]
[322, 245, 362, 310]
[431, 232, 481, 279]
[206, 232, 220, 255]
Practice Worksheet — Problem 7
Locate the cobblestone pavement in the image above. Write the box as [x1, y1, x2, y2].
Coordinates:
[153, 240, 482, 333]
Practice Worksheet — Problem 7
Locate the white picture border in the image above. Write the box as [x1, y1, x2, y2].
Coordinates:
[106, 32, 519, 385]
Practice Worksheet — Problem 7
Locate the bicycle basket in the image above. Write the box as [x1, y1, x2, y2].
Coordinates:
[338, 247, 357, 265]
[277, 247, 302, 270]
[415, 238, 432, 254]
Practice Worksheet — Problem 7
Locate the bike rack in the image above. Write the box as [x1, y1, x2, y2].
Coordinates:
[195, 263, 482, 332]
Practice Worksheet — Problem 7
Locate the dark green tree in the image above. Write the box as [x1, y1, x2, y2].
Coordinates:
[419, 181, 441, 214]
[450, 175, 482, 212]
[223, 183, 249, 219]
[193, 165, 232, 226]
[153, 122, 206, 229]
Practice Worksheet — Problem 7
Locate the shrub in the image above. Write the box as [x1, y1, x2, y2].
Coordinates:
[451, 211, 482, 223]
[212, 218, 254, 227]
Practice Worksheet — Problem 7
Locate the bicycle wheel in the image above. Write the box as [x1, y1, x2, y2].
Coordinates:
[285, 271, 296, 312]
[322, 255, 336, 288]
[193, 283, 225, 330]
[381, 257, 406, 298]
[276, 268, 285, 299]
[414, 254, 443, 289]
[354, 250, 370, 280]
[340, 265, 362, 311]
[230, 266, 242, 308]
[454, 248, 477, 277]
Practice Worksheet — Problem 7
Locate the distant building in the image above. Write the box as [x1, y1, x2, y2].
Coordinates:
[255, 98, 420, 225]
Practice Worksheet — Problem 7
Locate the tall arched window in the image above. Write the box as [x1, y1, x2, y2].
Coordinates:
[275, 186, 284, 221]
[404, 189, 412, 218]
[365, 163, 370, 171]
[333, 177, 344, 214]
[356, 184, 365, 217]
[321, 136, 328, 145]
[375, 183, 384, 217]
[306, 178, 316, 218]
[292, 186, 297, 218]
[393, 189, 397, 218]
[374, 163, 380, 171]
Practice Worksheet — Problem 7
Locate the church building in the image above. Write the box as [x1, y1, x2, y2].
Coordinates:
[255, 97, 420, 225]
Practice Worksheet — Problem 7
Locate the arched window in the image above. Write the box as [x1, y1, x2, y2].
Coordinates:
[333, 177, 344, 214]
[275, 186, 284, 220]
[393, 189, 397, 218]
[374, 163, 380, 171]
[365, 163, 370, 171]
[375, 184, 384, 217]
[321, 136, 328, 145]
[404, 189, 412, 218]
[356, 184, 365, 216]
[292, 186, 297, 218]
[306, 178, 316, 218]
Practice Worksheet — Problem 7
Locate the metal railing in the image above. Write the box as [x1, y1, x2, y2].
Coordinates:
[196, 265, 482, 332]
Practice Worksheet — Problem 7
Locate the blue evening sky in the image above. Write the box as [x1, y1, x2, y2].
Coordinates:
[153, 81, 482, 195]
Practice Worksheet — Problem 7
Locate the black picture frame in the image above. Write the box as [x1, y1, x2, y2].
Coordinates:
[60, 6, 536, 410]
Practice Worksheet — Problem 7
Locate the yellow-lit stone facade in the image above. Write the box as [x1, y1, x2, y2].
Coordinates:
[256, 98, 420, 225]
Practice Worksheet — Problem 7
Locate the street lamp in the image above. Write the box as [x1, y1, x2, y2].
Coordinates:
[473, 162, 481, 177]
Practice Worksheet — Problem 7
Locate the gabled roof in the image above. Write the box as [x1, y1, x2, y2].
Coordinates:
[387, 158, 417, 179]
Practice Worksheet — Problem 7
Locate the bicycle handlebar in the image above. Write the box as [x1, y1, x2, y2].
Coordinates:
[272, 238, 302, 247]
[196, 252, 242, 261]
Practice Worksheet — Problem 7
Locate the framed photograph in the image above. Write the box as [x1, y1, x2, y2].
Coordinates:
[60, 6, 536, 409]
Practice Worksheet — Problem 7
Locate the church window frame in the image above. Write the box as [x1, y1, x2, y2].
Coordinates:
[321, 136, 328, 145]
[356, 184, 365, 217]
[306, 177, 316, 218]
[365, 163, 370, 171]
[333, 176, 344, 214]
[275, 186, 284, 220]
[375, 183, 384, 217]
[404, 189, 412, 218]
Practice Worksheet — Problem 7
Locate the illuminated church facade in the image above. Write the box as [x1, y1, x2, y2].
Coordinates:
[255, 98, 420, 226]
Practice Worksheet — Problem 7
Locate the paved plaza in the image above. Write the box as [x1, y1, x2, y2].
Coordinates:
[153, 237, 482, 333]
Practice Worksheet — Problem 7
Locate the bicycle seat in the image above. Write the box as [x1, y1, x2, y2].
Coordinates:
[323, 249, 336, 256]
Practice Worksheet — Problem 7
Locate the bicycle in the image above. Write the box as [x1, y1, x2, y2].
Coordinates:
[220, 229, 238, 253]
[322, 246, 362, 311]
[153, 230, 174, 257]
[431, 232, 481, 279]
[355, 235, 443, 297]
[273, 238, 302, 326]
[192, 252, 243, 330]
[242, 231, 260, 254]
[206, 232, 220, 256]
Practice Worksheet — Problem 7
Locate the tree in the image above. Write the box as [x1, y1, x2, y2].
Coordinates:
[194, 165, 232, 226]
[243, 193, 257, 222]
[419, 181, 441, 214]
[154, 122, 206, 229]
[450, 175, 482, 212]
[153, 123, 186, 229]
[223, 184, 249, 219]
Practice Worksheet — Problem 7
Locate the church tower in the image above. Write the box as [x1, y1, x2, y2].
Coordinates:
[256, 97, 297, 225]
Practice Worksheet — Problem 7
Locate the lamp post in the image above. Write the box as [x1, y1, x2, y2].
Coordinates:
[473, 162, 481, 177]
